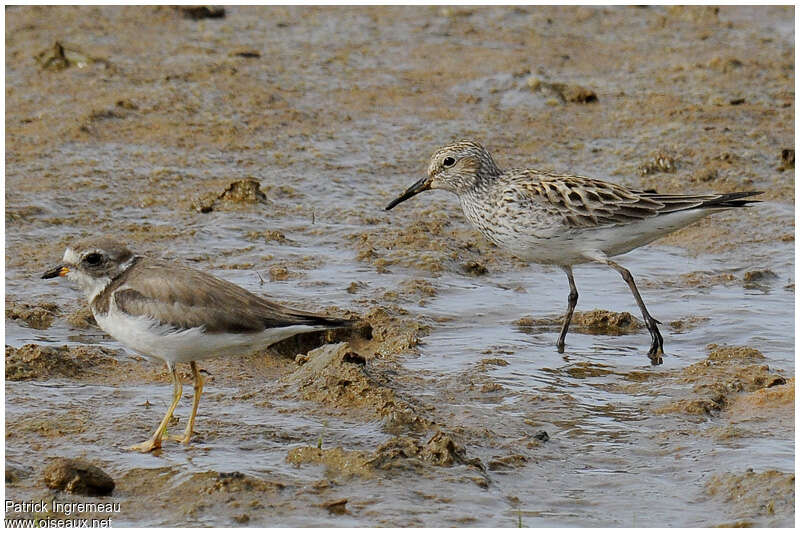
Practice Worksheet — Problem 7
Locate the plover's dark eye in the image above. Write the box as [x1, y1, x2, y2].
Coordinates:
[84, 253, 103, 266]
[443, 157, 456, 168]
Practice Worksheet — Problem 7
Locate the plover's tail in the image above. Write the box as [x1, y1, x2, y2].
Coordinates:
[280, 310, 355, 330]
[307, 315, 356, 329]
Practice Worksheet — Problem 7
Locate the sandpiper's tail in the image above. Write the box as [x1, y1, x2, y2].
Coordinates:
[695, 191, 763, 208]
[640, 190, 762, 214]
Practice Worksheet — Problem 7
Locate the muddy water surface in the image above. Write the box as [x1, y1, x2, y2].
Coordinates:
[5, 5, 794, 527]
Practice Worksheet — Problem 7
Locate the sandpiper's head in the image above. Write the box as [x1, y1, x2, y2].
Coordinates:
[385, 140, 500, 210]
[42, 237, 135, 299]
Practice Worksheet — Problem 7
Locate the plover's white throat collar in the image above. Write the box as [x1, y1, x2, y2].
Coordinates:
[386, 139, 761, 364]
[43, 236, 353, 452]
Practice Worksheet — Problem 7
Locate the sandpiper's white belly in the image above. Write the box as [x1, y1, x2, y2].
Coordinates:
[483, 208, 720, 265]
[94, 300, 322, 363]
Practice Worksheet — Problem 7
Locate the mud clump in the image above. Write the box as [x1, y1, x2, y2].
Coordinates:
[5, 344, 121, 381]
[11, 411, 89, 438]
[382, 279, 438, 304]
[358, 306, 430, 356]
[354, 210, 509, 275]
[246, 230, 288, 244]
[284, 342, 429, 431]
[6, 299, 59, 329]
[6, 463, 31, 485]
[286, 447, 374, 478]
[680, 271, 738, 288]
[34, 41, 110, 72]
[177, 6, 226, 20]
[354, 216, 452, 273]
[268, 265, 291, 281]
[229, 47, 261, 59]
[527, 77, 598, 103]
[370, 433, 483, 470]
[43, 458, 114, 496]
[705, 470, 794, 523]
[288, 432, 482, 478]
[561, 361, 615, 379]
[515, 309, 643, 335]
[779, 148, 794, 170]
[728, 378, 794, 420]
[638, 150, 679, 176]
[658, 345, 785, 416]
[322, 498, 348, 515]
[220, 179, 268, 204]
[418, 432, 480, 468]
[204, 471, 285, 495]
[462, 260, 488, 276]
[742, 269, 778, 287]
[488, 454, 528, 471]
[668, 315, 710, 332]
[706, 344, 765, 363]
[192, 178, 267, 213]
[67, 305, 97, 329]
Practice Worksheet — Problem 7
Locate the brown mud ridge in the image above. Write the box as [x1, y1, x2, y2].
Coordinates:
[287, 431, 485, 481]
[6, 298, 60, 330]
[6, 344, 126, 382]
[655, 345, 790, 416]
[515, 309, 644, 336]
[352, 206, 523, 275]
[705, 470, 795, 527]
[191, 178, 269, 213]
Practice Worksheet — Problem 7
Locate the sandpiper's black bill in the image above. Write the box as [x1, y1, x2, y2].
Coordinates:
[385, 177, 431, 210]
[42, 264, 68, 279]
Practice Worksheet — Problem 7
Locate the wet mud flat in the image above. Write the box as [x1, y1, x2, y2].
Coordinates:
[5, 5, 794, 527]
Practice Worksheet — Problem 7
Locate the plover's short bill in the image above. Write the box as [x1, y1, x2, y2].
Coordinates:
[42, 237, 353, 452]
[386, 140, 761, 365]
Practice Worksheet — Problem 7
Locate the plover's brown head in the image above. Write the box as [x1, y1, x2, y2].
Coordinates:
[385, 139, 501, 210]
[42, 237, 136, 299]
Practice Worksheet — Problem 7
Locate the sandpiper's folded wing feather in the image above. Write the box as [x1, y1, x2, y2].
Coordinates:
[107, 260, 350, 333]
[510, 171, 760, 229]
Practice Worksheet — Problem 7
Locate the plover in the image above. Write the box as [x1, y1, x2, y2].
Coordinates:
[385, 140, 761, 364]
[42, 237, 352, 452]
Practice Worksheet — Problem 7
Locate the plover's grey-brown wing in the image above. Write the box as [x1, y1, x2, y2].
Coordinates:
[508, 171, 760, 228]
[104, 260, 350, 334]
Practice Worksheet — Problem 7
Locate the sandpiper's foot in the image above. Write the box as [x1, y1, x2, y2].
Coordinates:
[646, 318, 664, 365]
[648, 348, 664, 366]
[128, 439, 162, 453]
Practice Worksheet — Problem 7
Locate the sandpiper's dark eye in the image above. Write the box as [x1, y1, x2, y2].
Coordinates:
[84, 253, 103, 266]
[443, 157, 456, 168]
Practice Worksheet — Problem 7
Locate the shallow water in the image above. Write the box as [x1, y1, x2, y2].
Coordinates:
[5, 5, 794, 527]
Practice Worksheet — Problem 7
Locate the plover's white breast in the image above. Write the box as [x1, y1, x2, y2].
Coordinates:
[93, 292, 324, 364]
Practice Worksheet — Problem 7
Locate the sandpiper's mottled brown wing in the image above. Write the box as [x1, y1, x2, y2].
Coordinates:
[98, 259, 350, 334]
[508, 171, 760, 228]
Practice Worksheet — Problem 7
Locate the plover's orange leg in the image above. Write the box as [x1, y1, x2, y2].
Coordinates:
[129, 363, 182, 453]
[168, 361, 205, 445]
[557, 265, 579, 353]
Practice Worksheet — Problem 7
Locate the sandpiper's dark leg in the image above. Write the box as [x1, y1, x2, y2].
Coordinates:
[605, 259, 664, 365]
[169, 361, 205, 445]
[557, 265, 579, 353]
[129, 362, 182, 453]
